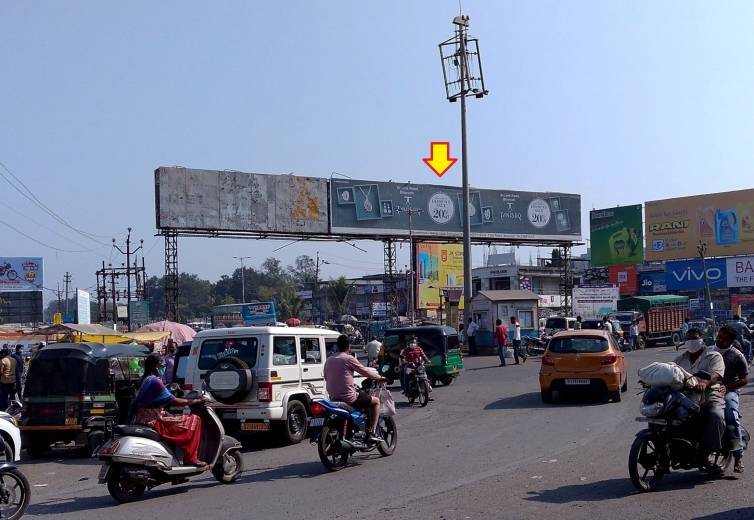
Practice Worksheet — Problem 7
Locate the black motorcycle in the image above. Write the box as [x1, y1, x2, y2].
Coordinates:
[0, 439, 30, 520]
[629, 376, 748, 492]
[308, 381, 397, 472]
[524, 335, 548, 357]
[404, 363, 430, 407]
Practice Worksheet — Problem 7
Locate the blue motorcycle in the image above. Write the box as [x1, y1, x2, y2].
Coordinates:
[308, 383, 397, 472]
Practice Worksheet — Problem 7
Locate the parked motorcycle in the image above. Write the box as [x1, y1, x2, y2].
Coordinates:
[404, 363, 430, 407]
[308, 381, 397, 471]
[96, 391, 243, 503]
[629, 374, 748, 492]
[0, 438, 30, 520]
[380, 361, 401, 386]
[524, 335, 548, 357]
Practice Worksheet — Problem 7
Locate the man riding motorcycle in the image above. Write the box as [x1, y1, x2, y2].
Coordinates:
[674, 327, 726, 462]
[399, 337, 430, 394]
[714, 324, 749, 473]
[323, 335, 384, 443]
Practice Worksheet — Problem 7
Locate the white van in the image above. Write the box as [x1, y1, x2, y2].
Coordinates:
[182, 326, 342, 444]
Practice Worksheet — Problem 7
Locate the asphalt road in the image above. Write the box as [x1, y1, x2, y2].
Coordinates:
[21, 347, 754, 520]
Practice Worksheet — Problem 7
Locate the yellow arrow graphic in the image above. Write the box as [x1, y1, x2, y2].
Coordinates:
[423, 142, 458, 177]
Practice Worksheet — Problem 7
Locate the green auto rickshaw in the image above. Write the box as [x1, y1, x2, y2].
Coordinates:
[381, 325, 463, 386]
[21, 342, 149, 457]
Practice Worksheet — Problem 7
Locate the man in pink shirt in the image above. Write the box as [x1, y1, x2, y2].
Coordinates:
[324, 335, 384, 442]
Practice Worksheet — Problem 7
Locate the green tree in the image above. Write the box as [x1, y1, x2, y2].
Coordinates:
[276, 286, 304, 321]
[328, 276, 353, 318]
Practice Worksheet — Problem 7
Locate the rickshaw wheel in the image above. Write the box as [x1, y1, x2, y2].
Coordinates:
[439, 375, 454, 386]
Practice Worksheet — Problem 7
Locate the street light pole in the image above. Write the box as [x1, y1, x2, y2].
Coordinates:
[233, 256, 251, 303]
[313, 252, 329, 324]
[697, 241, 716, 331]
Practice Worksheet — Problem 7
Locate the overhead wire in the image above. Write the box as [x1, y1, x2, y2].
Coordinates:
[0, 218, 98, 253]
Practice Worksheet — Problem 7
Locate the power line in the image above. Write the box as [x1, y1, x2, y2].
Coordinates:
[0, 160, 114, 245]
[0, 217, 95, 253]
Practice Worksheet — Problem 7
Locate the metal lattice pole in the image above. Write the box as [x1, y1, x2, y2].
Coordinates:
[164, 230, 179, 321]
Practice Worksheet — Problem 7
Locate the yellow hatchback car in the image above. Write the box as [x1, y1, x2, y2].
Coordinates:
[539, 329, 627, 403]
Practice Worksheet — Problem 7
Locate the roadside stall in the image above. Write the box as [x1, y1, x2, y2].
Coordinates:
[469, 290, 540, 354]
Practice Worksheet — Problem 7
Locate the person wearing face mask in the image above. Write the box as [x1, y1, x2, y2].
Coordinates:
[674, 328, 726, 462]
[714, 325, 749, 473]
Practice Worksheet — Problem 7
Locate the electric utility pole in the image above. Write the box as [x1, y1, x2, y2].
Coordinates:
[233, 256, 251, 304]
[313, 252, 329, 324]
[439, 15, 488, 317]
[113, 227, 143, 331]
[63, 272, 72, 319]
[396, 199, 423, 324]
[698, 241, 716, 332]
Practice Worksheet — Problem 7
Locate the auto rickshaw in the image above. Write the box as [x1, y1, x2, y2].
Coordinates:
[20, 342, 149, 457]
[381, 326, 463, 387]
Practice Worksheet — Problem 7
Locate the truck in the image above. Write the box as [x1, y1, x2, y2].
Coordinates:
[616, 295, 689, 348]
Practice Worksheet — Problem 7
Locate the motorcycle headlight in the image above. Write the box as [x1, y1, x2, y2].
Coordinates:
[640, 402, 664, 418]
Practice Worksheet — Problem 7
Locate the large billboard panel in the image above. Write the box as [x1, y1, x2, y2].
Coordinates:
[331, 179, 581, 241]
[155, 167, 329, 234]
[665, 258, 728, 291]
[572, 285, 619, 319]
[645, 188, 754, 261]
[76, 289, 91, 325]
[607, 265, 638, 295]
[0, 291, 43, 324]
[0, 257, 43, 291]
[726, 256, 754, 288]
[589, 205, 643, 266]
[416, 244, 464, 310]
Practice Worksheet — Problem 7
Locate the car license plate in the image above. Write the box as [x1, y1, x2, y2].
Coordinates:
[241, 422, 270, 432]
[565, 379, 590, 385]
[308, 417, 325, 427]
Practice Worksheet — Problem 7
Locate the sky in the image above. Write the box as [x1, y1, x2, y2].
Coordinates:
[2, 1, 754, 303]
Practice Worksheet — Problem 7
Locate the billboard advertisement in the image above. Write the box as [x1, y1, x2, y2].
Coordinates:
[589, 205, 643, 267]
[572, 285, 619, 319]
[0, 257, 43, 291]
[607, 265, 638, 295]
[639, 271, 667, 295]
[155, 167, 329, 234]
[645, 188, 754, 261]
[726, 256, 754, 288]
[416, 244, 464, 310]
[76, 289, 91, 325]
[665, 258, 728, 291]
[331, 178, 581, 241]
[0, 291, 43, 324]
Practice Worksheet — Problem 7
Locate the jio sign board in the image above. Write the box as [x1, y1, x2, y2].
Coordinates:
[665, 258, 728, 290]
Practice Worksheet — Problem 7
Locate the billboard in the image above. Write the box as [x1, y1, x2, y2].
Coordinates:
[665, 258, 728, 291]
[607, 265, 638, 295]
[645, 188, 754, 261]
[0, 257, 43, 291]
[416, 244, 464, 310]
[727, 256, 754, 288]
[0, 291, 43, 324]
[639, 271, 667, 295]
[76, 289, 91, 325]
[589, 205, 643, 267]
[330, 178, 581, 241]
[572, 285, 619, 319]
[155, 167, 329, 234]
[128, 300, 150, 329]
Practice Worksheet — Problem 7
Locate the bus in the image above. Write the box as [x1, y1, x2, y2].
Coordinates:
[210, 302, 277, 329]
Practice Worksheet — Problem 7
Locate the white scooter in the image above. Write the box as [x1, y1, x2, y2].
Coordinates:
[97, 390, 243, 503]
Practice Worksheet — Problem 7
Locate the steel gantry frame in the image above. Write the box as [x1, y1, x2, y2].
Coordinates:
[164, 230, 179, 321]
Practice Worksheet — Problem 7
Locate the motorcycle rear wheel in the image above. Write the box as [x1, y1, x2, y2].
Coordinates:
[628, 436, 664, 492]
[107, 464, 146, 503]
[317, 426, 349, 472]
[377, 416, 397, 457]
[0, 467, 30, 520]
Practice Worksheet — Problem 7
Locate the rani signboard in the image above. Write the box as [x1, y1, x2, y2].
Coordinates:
[330, 178, 581, 241]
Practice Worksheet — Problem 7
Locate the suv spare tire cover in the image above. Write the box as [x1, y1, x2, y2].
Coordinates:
[207, 357, 253, 404]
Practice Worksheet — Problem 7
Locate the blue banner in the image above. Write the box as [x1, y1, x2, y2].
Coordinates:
[665, 258, 727, 290]
[639, 271, 667, 294]
[0, 257, 43, 291]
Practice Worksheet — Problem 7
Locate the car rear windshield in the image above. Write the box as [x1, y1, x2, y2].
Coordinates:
[25, 358, 109, 396]
[545, 318, 567, 329]
[199, 337, 258, 370]
[549, 337, 609, 354]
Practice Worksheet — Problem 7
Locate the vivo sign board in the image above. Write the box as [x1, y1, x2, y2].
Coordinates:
[665, 258, 727, 290]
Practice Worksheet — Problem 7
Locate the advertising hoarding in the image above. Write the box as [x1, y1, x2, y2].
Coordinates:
[572, 285, 619, 319]
[726, 256, 754, 288]
[128, 300, 150, 329]
[155, 167, 329, 234]
[665, 258, 728, 291]
[76, 289, 91, 325]
[0, 257, 43, 291]
[589, 205, 643, 267]
[331, 178, 581, 241]
[416, 244, 464, 310]
[639, 271, 667, 294]
[608, 265, 639, 295]
[0, 291, 43, 324]
[645, 188, 754, 261]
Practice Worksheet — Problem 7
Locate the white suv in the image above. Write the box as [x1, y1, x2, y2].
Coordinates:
[182, 326, 341, 444]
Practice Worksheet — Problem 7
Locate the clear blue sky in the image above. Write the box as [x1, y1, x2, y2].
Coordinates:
[2, 1, 754, 301]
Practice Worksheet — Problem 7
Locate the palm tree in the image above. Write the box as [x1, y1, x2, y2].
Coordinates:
[328, 276, 353, 319]
[276, 286, 304, 321]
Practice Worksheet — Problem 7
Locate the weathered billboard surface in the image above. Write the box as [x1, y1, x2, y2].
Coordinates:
[645, 188, 754, 261]
[330, 178, 581, 241]
[155, 167, 329, 234]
